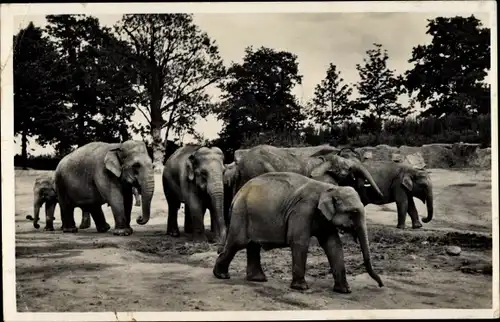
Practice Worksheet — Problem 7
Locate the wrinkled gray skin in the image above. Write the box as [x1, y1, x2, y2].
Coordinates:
[347, 161, 434, 229]
[54, 140, 155, 236]
[223, 144, 384, 223]
[163, 145, 227, 251]
[213, 172, 384, 293]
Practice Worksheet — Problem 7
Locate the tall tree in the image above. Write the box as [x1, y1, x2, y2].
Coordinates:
[404, 15, 491, 117]
[307, 63, 354, 129]
[13, 22, 67, 167]
[45, 14, 138, 155]
[114, 14, 226, 169]
[355, 43, 408, 133]
[216, 46, 305, 154]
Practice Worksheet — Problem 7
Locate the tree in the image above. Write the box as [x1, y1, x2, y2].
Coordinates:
[45, 15, 138, 155]
[114, 14, 226, 169]
[355, 43, 408, 133]
[216, 46, 305, 155]
[307, 63, 354, 129]
[404, 15, 491, 117]
[13, 22, 67, 168]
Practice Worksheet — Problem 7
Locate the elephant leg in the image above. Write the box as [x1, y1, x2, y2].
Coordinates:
[290, 242, 310, 291]
[166, 197, 180, 237]
[108, 189, 133, 236]
[246, 242, 267, 282]
[394, 189, 409, 229]
[188, 204, 207, 242]
[79, 211, 92, 229]
[184, 206, 193, 234]
[90, 206, 110, 233]
[60, 202, 77, 233]
[44, 201, 57, 231]
[317, 233, 351, 294]
[123, 188, 133, 228]
[407, 197, 422, 229]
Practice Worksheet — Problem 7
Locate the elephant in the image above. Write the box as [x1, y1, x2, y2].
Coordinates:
[222, 144, 385, 223]
[26, 175, 90, 231]
[162, 145, 227, 250]
[345, 161, 434, 229]
[54, 140, 155, 236]
[213, 172, 384, 294]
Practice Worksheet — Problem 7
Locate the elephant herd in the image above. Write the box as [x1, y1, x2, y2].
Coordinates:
[26, 140, 435, 294]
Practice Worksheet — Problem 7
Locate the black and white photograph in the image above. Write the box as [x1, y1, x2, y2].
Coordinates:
[1, 1, 498, 321]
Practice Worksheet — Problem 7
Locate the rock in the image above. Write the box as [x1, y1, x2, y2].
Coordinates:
[446, 246, 461, 256]
[421, 240, 429, 245]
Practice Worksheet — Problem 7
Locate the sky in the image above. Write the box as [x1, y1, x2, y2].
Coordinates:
[12, 11, 491, 156]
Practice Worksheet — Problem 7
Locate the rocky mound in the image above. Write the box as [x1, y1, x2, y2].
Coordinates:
[352, 143, 491, 169]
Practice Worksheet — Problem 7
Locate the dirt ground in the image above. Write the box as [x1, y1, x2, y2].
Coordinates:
[14, 168, 493, 312]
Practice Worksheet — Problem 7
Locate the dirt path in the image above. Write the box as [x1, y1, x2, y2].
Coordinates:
[15, 169, 493, 311]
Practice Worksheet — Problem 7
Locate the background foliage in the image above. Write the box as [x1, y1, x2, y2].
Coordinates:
[13, 14, 491, 169]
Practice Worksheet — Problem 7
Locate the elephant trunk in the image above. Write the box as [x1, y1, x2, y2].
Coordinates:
[352, 164, 384, 199]
[208, 178, 227, 253]
[136, 170, 155, 225]
[357, 219, 384, 287]
[30, 196, 42, 229]
[421, 187, 434, 223]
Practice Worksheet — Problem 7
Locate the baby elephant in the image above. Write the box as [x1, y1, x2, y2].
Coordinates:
[26, 176, 141, 231]
[213, 172, 384, 294]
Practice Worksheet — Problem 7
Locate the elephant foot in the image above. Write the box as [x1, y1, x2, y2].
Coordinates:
[43, 226, 54, 232]
[96, 223, 111, 233]
[166, 229, 180, 237]
[396, 224, 406, 230]
[246, 272, 267, 282]
[33, 223, 40, 229]
[63, 227, 78, 233]
[135, 201, 141, 207]
[290, 279, 309, 291]
[79, 221, 91, 229]
[412, 222, 423, 229]
[333, 282, 352, 294]
[113, 227, 133, 236]
[216, 245, 224, 255]
[213, 266, 230, 279]
[191, 233, 208, 243]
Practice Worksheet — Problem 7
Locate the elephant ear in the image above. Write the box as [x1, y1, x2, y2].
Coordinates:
[401, 173, 413, 191]
[317, 188, 336, 221]
[223, 163, 239, 187]
[310, 159, 332, 177]
[104, 148, 122, 178]
[186, 154, 196, 181]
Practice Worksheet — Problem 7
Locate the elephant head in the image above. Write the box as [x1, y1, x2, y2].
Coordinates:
[186, 146, 227, 245]
[400, 168, 434, 223]
[104, 140, 155, 225]
[28, 176, 56, 229]
[317, 186, 384, 288]
[309, 152, 384, 199]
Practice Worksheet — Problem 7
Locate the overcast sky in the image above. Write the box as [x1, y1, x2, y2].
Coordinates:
[12, 11, 491, 155]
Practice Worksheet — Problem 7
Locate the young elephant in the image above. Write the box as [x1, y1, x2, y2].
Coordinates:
[213, 172, 384, 294]
[163, 145, 227, 251]
[27, 176, 142, 230]
[346, 161, 434, 229]
[26, 176, 89, 230]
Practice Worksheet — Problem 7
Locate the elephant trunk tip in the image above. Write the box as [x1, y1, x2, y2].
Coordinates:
[26, 215, 34, 220]
[422, 217, 432, 223]
[136, 216, 149, 225]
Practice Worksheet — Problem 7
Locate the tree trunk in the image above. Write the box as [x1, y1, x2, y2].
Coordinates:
[21, 130, 28, 170]
[150, 96, 164, 174]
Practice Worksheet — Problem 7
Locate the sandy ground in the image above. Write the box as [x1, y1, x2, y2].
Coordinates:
[14, 168, 493, 312]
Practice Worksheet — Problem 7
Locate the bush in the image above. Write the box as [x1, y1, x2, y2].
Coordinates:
[14, 153, 61, 170]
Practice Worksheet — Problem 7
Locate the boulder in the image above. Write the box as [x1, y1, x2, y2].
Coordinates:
[446, 246, 462, 256]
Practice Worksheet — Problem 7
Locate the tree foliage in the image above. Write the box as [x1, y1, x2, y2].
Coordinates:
[215, 46, 305, 155]
[405, 15, 491, 117]
[355, 43, 408, 133]
[13, 22, 67, 167]
[114, 14, 226, 167]
[44, 14, 138, 155]
[307, 63, 354, 129]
